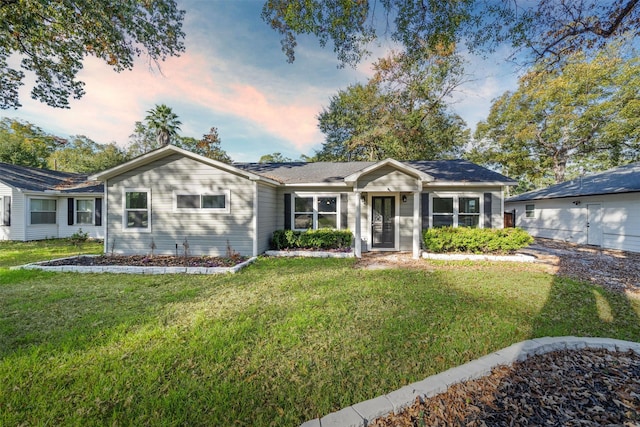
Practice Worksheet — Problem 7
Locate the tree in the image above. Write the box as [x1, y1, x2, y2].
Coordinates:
[47, 136, 128, 173]
[144, 104, 182, 146]
[179, 127, 232, 163]
[259, 152, 292, 163]
[1, 0, 185, 109]
[126, 121, 159, 157]
[0, 117, 61, 167]
[315, 51, 468, 161]
[472, 46, 640, 191]
[262, 1, 640, 67]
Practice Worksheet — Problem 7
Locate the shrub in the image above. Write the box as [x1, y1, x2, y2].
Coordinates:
[271, 229, 353, 251]
[423, 227, 533, 254]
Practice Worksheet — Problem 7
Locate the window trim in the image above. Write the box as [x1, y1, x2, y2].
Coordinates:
[29, 197, 57, 225]
[430, 193, 483, 228]
[291, 193, 340, 231]
[75, 198, 95, 225]
[122, 188, 151, 233]
[525, 203, 536, 218]
[173, 190, 230, 213]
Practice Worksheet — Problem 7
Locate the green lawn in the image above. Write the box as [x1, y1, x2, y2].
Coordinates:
[0, 238, 103, 267]
[1, 248, 639, 426]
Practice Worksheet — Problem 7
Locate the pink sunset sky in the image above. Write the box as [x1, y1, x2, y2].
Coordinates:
[6, 1, 519, 162]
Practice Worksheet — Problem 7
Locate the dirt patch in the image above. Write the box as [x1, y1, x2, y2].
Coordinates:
[40, 255, 247, 268]
[371, 348, 640, 426]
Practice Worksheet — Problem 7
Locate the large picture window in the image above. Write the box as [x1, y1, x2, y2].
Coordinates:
[293, 194, 338, 230]
[76, 199, 94, 225]
[175, 191, 229, 212]
[30, 198, 57, 225]
[431, 195, 481, 228]
[124, 189, 150, 231]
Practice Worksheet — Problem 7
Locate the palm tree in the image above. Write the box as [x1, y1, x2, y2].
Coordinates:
[144, 104, 182, 146]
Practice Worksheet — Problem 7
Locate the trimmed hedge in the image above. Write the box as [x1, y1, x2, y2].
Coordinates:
[423, 227, 533, 254]
[271, 229, 353, 251]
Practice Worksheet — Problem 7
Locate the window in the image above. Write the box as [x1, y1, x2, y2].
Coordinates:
[30, 198, 57, 225]
[431, 195, 482, 228]
[124, 189, 150, 231]
[432, 197, 454, 227]
[293, 194, 339, 230]
[459, 197, 480, 227]
[76, 199, 94, 225]
[175, 191, 229, 212]
[525, 204, 536, 218]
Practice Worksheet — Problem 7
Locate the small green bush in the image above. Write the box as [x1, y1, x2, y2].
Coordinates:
[271, 229, 353, 250]
[423, 227, 533, 254]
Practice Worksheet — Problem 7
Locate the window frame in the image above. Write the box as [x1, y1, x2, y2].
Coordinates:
[291, 193, 340, 231]
[173, 190, 230, 213]
[29, 197, 57, 225]
[525, 204, 536, 218]
[75, 198, 95, 225]
[122, 188, 151, 233]
[430, 193, 483, 229]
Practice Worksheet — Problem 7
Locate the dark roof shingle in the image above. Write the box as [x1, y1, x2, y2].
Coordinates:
[506, 162, 640, 202]
[0, 162, 103, 193]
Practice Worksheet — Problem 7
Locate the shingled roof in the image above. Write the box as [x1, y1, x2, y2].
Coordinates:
[236, 159, 515, 185]
[0, 162, 103, 193]
[506, 162, 640, 202]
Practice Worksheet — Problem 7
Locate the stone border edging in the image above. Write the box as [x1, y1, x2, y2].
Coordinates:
[265, 250, 355, 258]
[301, 336, 640, 427]
[12, 256, 257, 275]
[422, 252, 536, 262]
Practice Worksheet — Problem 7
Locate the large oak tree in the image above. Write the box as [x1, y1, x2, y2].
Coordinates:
[1, 0, 185, 109]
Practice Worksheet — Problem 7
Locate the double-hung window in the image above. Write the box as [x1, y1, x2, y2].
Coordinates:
[30, 198, 57, 225]
[525, 204, 536, 218]
[293, 194, 338, 230]
[76, 199, 94, 225]
[124, 189, 150, 231]
[432, 195, 481, 228]
[175, 191, 229, 213]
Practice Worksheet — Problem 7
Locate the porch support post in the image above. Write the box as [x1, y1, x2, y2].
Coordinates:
[355, 192, 362, 258]
[412, 191, 421, 259]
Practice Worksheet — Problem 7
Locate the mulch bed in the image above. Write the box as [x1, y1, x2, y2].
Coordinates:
[371, 348, 640, 426]
[41, 255, 247, 268]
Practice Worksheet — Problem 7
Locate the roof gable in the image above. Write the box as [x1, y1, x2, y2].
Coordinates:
[90, 145, 275, 184]
[344, 158, 433, 183]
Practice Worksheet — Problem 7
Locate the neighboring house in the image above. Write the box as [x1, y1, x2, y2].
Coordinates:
[505, 162, 640, 253]
[0, 162, 104, 241]
[90, 145, 515, 258]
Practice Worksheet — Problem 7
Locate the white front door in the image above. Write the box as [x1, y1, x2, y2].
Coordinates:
[587, 203, 603, 246]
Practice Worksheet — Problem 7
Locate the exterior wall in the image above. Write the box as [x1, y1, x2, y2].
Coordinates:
[0, 184, 22, 241]
[356, 165, 420, 192]
[106, 154, 255, 256]
[506, 192, 640, 253]
[58, 197, 105, 240]
[398, 192, 415, 251]
[256, 182, 278, 253]
[25, 195, 59, 241]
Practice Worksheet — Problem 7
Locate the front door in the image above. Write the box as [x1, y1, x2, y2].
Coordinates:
[587, 203, 603, 246]
[371, 196, 395, 248]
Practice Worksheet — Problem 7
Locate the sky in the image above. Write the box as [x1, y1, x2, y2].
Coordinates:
[6, 0, 521, 162]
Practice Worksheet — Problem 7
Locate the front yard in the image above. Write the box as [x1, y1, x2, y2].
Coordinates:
[1, 243, 639, 425]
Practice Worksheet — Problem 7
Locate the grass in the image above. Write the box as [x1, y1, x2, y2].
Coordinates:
[0, 238, 103, 267]
[1, 247, 639, 425]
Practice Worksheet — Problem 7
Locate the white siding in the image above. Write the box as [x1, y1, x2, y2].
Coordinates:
[506, 192, 640, 253]
[58, 197, 105, 240]
[256, 183, 278, 253]
[25, 196, 59, 241]
[106, 154, 255, 256]
[0, 184, 22, 240]
[356, 165, 420, 192]
[398, 193, 415, 251]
